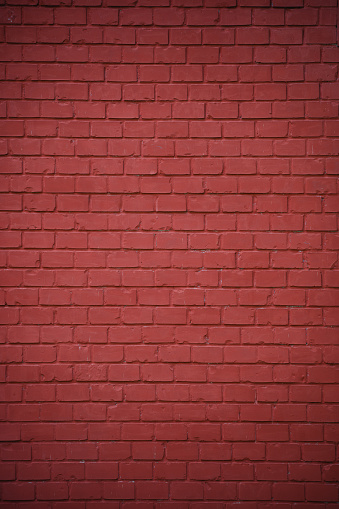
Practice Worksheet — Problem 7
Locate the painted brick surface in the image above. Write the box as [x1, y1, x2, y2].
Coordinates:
[0, 0, 339, 505]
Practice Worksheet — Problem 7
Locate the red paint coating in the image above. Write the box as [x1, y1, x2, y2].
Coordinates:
[0, 0, 338, 505]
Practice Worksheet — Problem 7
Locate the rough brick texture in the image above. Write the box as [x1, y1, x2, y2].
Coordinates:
[0, 0, 339, 506]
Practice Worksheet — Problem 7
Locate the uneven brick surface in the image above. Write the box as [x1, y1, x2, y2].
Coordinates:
[0, 0, 338, 506]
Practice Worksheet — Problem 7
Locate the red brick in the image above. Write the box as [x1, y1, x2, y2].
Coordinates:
[237, 27, 269, 45]
[106, 65, 137, 82]
[171, 481, 204, 500]
[54, 8, 86, 25]
[220, 7, 251, 25]
[123, 46, 154, 64]
[289, 83, 319, 101]
[2, 482, 35, 501]
[88, 8, 118, 25]
[203, 28, 234, 45]
[305, 483, 338, 502]
[170, 30, 202, 47]
[103, 481, 134, 500]
[153, 8, 184, 26]
[137, 29, 168, 46]
[239, 65, 271, 83]
[1, 5, 338, 501]
[271, 27, 303, 45]
[155, 46, 186, 66]
[306, 63, 337, 82]
[305, 27, 337, 44]
[288, 47, 321, 66]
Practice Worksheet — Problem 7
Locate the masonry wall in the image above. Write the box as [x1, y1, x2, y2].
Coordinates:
[0, 0, 338, 506]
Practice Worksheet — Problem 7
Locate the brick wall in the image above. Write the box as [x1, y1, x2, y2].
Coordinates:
[0, 0, 338, 505]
